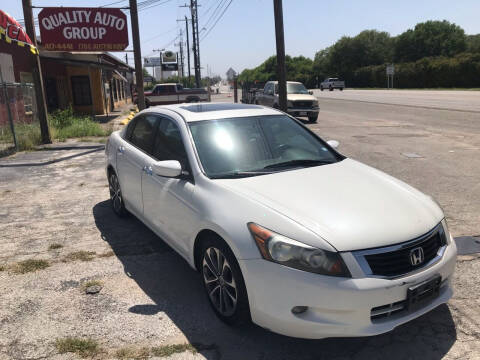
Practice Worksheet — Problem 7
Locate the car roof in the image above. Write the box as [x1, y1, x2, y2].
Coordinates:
[267, 81, 302, 84]
[143, 102, 282, 122]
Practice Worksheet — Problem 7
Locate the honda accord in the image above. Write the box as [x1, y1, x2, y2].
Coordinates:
[105, 103, 457, 339]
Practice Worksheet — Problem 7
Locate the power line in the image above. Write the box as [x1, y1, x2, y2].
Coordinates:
[201, 0, 232, 41]
[203, 0, 227, 28]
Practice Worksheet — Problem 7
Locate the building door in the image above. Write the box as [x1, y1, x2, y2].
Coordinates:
[45, 77, 58, 111]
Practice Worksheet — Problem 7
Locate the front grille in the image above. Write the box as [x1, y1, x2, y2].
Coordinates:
[291, 100, 313, 109]
[357, 225, 447, 278]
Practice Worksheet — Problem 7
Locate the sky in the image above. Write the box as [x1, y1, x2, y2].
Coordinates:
[4, 0, 480, 78]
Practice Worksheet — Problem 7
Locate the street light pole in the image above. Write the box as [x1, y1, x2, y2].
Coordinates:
[273, 0, 287, 112]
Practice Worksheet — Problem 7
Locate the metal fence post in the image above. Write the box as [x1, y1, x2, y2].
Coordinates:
[0, 71, 18, 150]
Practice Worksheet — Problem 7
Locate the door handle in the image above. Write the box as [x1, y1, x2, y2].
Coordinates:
[117, 146, 125, 154]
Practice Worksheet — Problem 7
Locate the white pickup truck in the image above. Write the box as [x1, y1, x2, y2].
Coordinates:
[135, 83, 209, 107]
[320, 78, 345, 91]
[255, 81, 320, 122]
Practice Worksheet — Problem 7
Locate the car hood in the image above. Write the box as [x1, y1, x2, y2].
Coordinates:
[216, 159, 443, 251]
[287, 94, 317, 102]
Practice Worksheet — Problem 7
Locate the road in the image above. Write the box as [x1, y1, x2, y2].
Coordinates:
[0, 90, 479, 359]
[313, 89, 480, 113]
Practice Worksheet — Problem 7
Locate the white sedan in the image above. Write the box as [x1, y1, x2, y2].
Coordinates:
[105, 103, 457, 339]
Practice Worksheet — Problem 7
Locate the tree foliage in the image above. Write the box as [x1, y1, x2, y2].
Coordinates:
[238, 20, 479, 88]
[394, 20, 466, 62]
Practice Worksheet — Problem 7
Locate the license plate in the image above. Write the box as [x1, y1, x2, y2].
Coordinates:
[407, 275, 441, 311]
[299, 111, 307, 116]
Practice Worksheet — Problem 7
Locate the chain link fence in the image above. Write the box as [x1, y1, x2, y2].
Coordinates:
[0, 82, 38, 153]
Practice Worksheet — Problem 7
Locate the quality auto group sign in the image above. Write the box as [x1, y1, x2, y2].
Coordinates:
[38, 7, 128, 51]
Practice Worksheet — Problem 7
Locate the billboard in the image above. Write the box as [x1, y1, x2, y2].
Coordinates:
[38, 7, 128, 51]
[161, 51, 177, 64]
[161, 51, 178, 71]
[144, 57, 161, 67]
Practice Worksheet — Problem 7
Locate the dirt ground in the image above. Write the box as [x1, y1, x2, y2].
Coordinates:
[0, 92, 479, 359]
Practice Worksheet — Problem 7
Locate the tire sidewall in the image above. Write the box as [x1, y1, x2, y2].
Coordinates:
[109, 172, 128, 217]
[200, 237, 251, 325]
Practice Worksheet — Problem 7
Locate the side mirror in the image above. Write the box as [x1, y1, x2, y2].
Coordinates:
[151, 160, 182, 178]
[308, 90, 313, 95]
[327, 140, 340, 149]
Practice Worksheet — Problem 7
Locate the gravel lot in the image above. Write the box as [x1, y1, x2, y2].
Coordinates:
[0, 91, 479, 359]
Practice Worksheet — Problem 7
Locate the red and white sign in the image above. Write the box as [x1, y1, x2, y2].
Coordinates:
[0, 10, 38, 54]
[38, 7, 128, 52]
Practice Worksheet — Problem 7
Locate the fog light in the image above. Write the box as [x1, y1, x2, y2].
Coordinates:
[291, 306, 308, 314]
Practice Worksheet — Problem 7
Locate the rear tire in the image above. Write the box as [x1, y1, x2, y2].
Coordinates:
[320, 86, 324, 91]
[340, 88, 344, 91]
[200, 236, 250, 325]
[329, 86, 333, 91]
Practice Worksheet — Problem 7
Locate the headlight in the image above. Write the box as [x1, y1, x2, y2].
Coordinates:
[247, 223, 350, 277]
[441, 218, 452, 244]
[312, 100, 319, 107]
[287, 101, 293, 108]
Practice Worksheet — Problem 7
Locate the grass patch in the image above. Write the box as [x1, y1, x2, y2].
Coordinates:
[116, 346, 150, 360]
[11, 259, 50, 274]
[48, 243, 63, 250]
[0, 107, 110, 153]
[63, 251, 96, 262]
[98, 250, 114, 258]
[55, 338, 100, 358]
[81, 279, 103, 289]
[151, 344, 197, 357]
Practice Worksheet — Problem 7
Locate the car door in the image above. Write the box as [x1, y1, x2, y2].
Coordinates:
[141, 115, 197, 256]
[116, 114, 158, 217]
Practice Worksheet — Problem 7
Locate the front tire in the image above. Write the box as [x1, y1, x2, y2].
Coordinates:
[200, 237, 250, 325]
[308, 115, 318, 123]
[329, 86, 333, 91]
[108, 172, 128, 217]
[320, 86, 324, 91]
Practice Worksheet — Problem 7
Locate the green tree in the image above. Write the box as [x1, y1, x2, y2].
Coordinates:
[467, 34, 480, 53]
[394, 20, 467, 62]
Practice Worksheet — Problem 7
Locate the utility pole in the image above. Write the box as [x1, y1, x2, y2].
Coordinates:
[130, 0, 145, 110]
[22, 0, 51, 144]
[125, 53, 128, 64]
[178, 14, 192, 87]
[186, 0, 201, 88]
[175, 30, 185, 82]
[273, 0, 287, 112]
[153, 49, 164, 81]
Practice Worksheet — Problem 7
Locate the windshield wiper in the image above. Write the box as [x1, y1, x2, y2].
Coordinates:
[210, 171, 274, 179]
[263, 159, 333, 169]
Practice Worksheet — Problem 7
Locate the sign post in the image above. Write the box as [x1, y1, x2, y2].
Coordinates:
[386, 64, 395, 89]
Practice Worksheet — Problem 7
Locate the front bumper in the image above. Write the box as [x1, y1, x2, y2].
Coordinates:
[287, 108, 319, 118]
[239, 238, 457, 339]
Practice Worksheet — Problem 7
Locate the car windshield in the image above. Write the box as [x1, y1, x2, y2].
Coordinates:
[188, 115, 340, 179]
[286, 83, 309, 94]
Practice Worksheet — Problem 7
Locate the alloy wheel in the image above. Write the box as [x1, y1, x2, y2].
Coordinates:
[202, 247, 238, 316]
[109, 174, 123, 213]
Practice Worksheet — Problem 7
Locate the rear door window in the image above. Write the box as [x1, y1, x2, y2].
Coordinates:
[129, 115, 158, 154]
